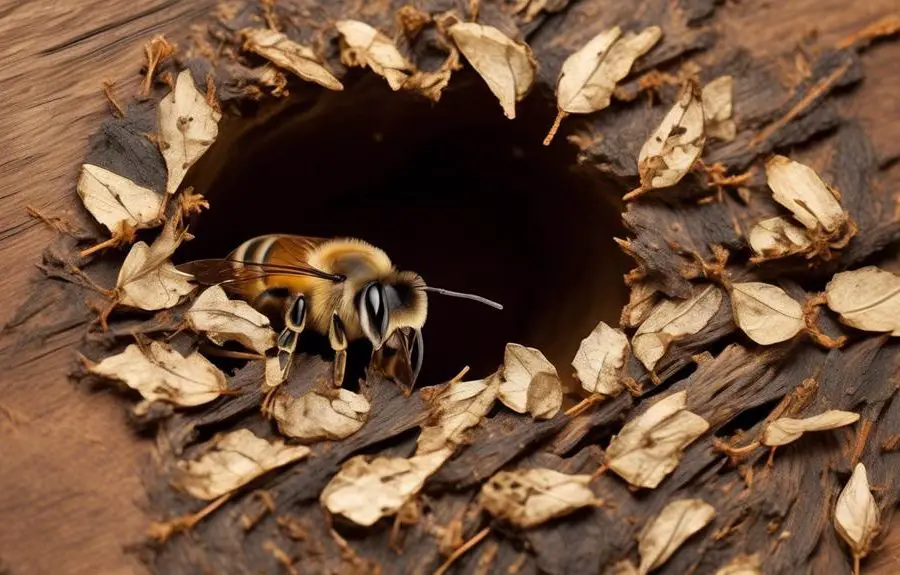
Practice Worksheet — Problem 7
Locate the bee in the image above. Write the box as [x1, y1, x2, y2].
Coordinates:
[179, 234, 502, 403]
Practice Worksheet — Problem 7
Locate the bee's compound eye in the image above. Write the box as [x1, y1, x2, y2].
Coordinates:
[364, 283, 389, 338]
[367, 284, 382, 318]
[287, 296, 305, 329]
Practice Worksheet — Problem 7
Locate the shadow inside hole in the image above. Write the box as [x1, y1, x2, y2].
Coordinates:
[177, 70, 632, 389]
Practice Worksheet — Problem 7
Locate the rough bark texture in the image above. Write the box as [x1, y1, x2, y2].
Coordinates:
[2, 1, 900, 575]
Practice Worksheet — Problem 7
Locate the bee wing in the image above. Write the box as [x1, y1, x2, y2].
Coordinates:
[177, 259, 344, 286]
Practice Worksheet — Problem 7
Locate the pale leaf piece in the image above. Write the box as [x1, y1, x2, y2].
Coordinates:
[761, 410, 860, 447]
[622, 282, 660, 328]
[765, 155, 847, 233]
[632, 285, 723, 371]
[335, 20, 413, 91]
[748, 216, 812, 258]
[572, 321, 629, 396]
[88, 341, 226, 406]
[320, 448, 453, 526]
[637, 82, 706, 190]
[606, 391, 709, 489]
[242, 28, 344, 91]
[116, 219, 194, 310]
[638, 499, 716, 574]
[77, 164, 163, 233]
[834, 463, 880, 559]
[500, 343, 563, 419]
[158, 70, 222, 195]
[271, 387, 370, 442]
[480, 468, 598, 528]
[730, 282, 803, 345]
[416, 375, 500, 454]
[448, 23, 536, 119]
[701, 75, 736, 141]
[825, 266, 900, 336]
[714, 554, 762, 575]
[187, 285, 276, 354]
[175, 429, 310, 500]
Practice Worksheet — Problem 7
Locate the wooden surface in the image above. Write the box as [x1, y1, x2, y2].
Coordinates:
[0, 1, 898, 574]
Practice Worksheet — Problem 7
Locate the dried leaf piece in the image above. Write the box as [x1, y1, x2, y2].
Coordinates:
[834, 463, 880, 561]
[448, 23, 536, 119]
[638, 499, 716, 574]
[175, 429, 310, 500]
[622, 282, 661, 328]
[606, 391, 709, 489]
[404, 47, 460, 102]
[748, 216, 812, 259]
[825, 266, 900, 336]
[632, 285, 723, 371]
[271, 387, 370, 442]
[572, 321, 629, 396]
[701, 75, 736, 141]
[499, 343, 563, 419]
[116, 220, 194, 310]
[762, 410, 860, 447]
[242, 29, 344, 91]
[416, 375, 500, 454]
[635, 82, 705, 191]
[87, 341, 226, 406]
[335, 20, 413, 90]
[730, 282, 803, 345]
[480, 468, 598, 528]
[714, 554, 762, 575]
[77, 164, 163, 233]
[765, 155, 847, 233]
[187, 285, 276, 354]
[158, 70, 222, 195]
[320, 448, 453, 526]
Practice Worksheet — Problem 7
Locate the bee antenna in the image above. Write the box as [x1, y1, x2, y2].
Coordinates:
[422, 286, 504, 310]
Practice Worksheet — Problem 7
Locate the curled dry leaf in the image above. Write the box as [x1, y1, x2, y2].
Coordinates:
[175, 429, 310, 500]
[116, 219, 194, 310]
[748, 216, 812, 259]
[622, 282, 661, 328]
[714, 554, 762, 575]
[834, 463, 880, 560]
[765, 155, 847, 234]
[606, 391, 709, 489]
[335, 20, 413, 91]
[701, 75, 736, 142]
[500, 343, 563, 419]
[77, 164, 163, 234]
[572, 321, 629, 396]
[448, 23, 536, 119]
[158, 70, 222, 195]
[416, 374, 500, 455]
[730, 282, 803, 345]
[825, 266, 900, 336]
[242, 28, 344, 91]
[638, 499, 716, 574]
[762, 410, 860, 447]
[636, 82, 705, 191]
[187, 285, 276, 354]
[320, 448, 453, 526]
[632, 284, 723, 371]
[87, 341, 226, 406]
[271, 387, 370, 442]
[480, 468, 598, 528]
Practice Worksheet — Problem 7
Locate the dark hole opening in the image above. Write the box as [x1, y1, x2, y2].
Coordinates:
[177, 70, 632, 389]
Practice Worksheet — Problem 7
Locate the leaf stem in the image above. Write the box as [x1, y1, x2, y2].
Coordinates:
[433, 526, 490, 575]
[543, 110, 567, 146]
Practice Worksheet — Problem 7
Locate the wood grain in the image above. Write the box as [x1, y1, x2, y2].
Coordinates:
[0, 1, 898, 574]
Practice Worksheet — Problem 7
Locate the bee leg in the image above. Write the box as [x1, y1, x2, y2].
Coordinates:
[262, 295, 305, 415]
[328, 313, 348, 387]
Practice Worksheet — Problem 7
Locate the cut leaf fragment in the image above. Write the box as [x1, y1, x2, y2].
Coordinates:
[714, 554, 762, 575]
[730, 282, 803, 345]
[499, 343, 563, 419]
[175, 429, 310, 500]
[87, 341, 226, 407]
[748, 216, 812, 259]
[271, 387, 370, 442]
[320, 448, 453, 526]
[825, 266, 900, 336]
[77, 164, 163, 233]
[701, 75, 736, 141]
[242, 28, 344, 91]
[448, 23, 536, 119]
[762, 410, 860, 447]
[116, 219, 194, 310]
[158, 70, 222, 195]
[834, 463, 879, 561]
[480, 468, 598, 528]
[765, 155, 848, 234]
[638, 499, 716, 574]
[187, 285, 276, 354]
[606, 391, 709, 489]
[416, 374, 500, 455]
[335, 20, 413, 90]
[572, 321, 629, 396]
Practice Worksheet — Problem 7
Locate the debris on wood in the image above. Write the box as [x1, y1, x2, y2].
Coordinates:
[187, 285, 276, 354]
[748, 216, 812, 260]
[416, 373, 500, 454]
[241, 29, 344, 91]
[729, 282, 803, 345]
[701, 75, 736, 142]
[115, 218, 194, 311]
[834, 462, 880, 574]
[825, 266, 900, 336]
[76, 164, 163, 238]
[499, 343, 563, 419]
[761, 410, 860, 447]
[480, 468, 599, 528]
[637, 498, 716, 574]
[572, 321, 629, 396]
[271, 387, 370, 441]
[336, 20, 414, 91]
